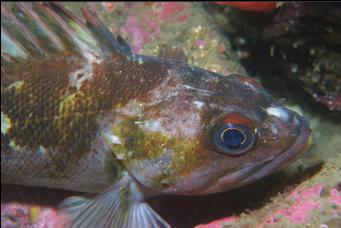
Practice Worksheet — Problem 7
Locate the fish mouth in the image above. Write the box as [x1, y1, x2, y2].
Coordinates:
[231, 115, 312, 189]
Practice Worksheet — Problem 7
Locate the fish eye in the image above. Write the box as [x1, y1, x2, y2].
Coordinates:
[211, 123, 255, 156]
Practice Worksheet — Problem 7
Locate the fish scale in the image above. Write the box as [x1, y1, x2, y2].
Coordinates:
[1, 2, 311, 228]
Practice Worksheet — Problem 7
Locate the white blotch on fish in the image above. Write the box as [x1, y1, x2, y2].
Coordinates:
[1, 112, 12, 134]
[193, 101, 205, 109]
[266, 106, 290, 122]
[68, 50, 101, 90]
[103, 130, 122, 145]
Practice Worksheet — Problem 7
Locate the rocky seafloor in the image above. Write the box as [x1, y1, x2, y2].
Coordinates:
[1, 2, 340, 228]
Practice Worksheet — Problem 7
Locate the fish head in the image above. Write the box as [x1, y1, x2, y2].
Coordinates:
[104, 67, 311, 195]
[178, 72, 312, 195]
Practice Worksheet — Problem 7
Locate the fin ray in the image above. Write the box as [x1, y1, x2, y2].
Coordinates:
[81, 6, 133, 57]
[60, 173, 170, 228]
[16, 3, 64, 53]
[1, 27, 28, 61]
[2, 4, 45, 58]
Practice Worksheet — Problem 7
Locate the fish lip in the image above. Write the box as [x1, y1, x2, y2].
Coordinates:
[235, 115, 312, 188]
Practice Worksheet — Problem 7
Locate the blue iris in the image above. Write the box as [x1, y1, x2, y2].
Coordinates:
[222, 129, 245, 148]
[211, 123, 255, 156]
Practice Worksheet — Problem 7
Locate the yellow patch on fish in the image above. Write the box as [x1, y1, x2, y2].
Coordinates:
[7, 80, 24, 93]
[107, 116, 211, 188]
[109, 116, 167, 161]
[59, 92, 81, 114]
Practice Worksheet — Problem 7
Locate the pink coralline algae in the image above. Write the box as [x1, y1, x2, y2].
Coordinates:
[258, 185, 341, 227]
[157, 2, 186, 21]
[263, 185, 324, 226]
[121, 16, 152, 53]
[195, 39, 207, 49]
[329, 189, 341, 205]
[1, 203, 62, 228]
[196, 184, 341, 227]
[120, 2, 188, 53]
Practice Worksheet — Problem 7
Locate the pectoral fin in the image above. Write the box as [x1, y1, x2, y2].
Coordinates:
[59, 173, 170, 228]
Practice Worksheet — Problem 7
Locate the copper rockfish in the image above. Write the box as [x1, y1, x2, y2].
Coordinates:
[1, 3, 311, 228]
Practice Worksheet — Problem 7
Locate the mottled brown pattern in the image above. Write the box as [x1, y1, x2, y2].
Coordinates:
[1, 52, 167, 179]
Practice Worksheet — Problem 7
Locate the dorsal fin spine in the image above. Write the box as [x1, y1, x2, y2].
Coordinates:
[1, 26, 28, 60]
[1, 2, 133, 64]
[17, 3, 64, 53]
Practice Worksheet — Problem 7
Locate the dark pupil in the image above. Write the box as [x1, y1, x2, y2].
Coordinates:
[222, 129, 245, 148]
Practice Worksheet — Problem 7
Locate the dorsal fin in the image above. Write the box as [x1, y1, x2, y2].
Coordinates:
[1, 2, 133, 65]
[81, 6, 133, 57]
[1, 3, 45, 59]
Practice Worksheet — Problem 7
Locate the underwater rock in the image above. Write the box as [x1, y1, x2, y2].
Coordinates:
[196, 159, 341, 227]
[264, 2, 341, 111]
[91, 2, 244, 75]
[210, 2, 341, 111]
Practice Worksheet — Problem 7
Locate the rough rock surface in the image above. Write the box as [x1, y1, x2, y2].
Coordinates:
[207, 2, 341, 111]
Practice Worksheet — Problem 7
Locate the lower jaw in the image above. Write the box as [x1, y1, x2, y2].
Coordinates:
[233, 128, 312, 189]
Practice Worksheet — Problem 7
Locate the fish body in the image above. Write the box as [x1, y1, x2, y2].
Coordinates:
[1, 3, 311, 227]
